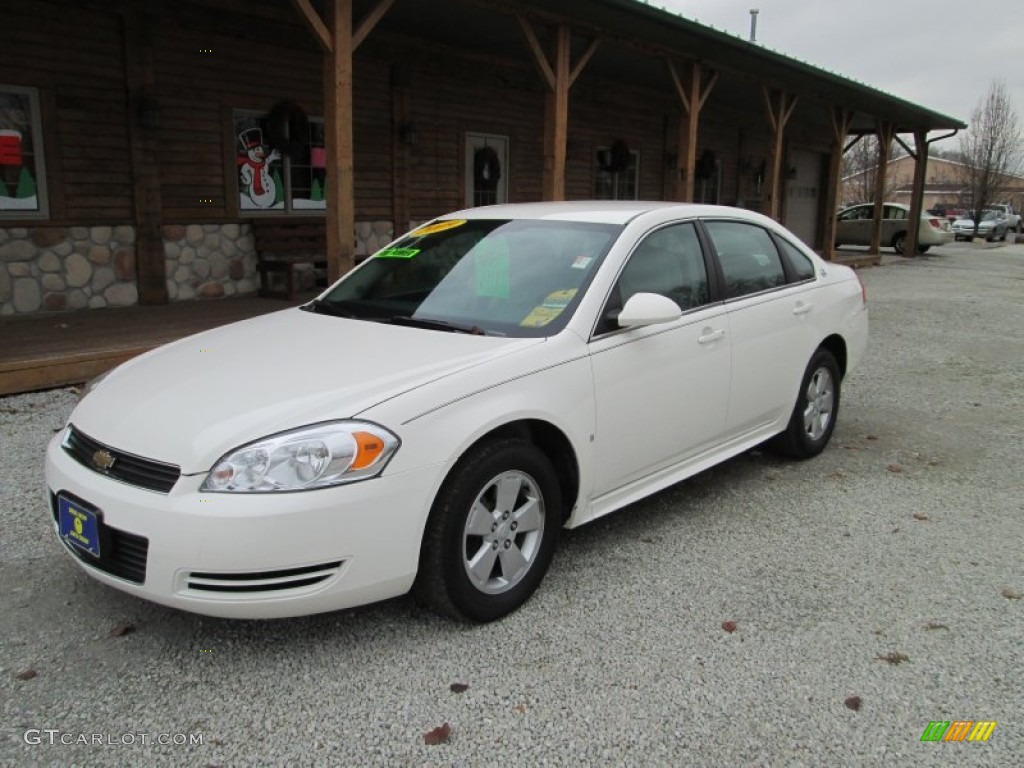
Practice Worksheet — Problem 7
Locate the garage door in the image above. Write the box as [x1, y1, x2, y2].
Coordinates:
[785, 150, 824, 247]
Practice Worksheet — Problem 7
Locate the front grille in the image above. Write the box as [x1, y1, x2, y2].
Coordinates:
[63, 425, 180, 494]
[51, 493, 148, 584]
[186, 562, 343, 594]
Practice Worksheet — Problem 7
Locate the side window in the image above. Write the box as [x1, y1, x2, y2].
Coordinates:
[704, 221, 786, 299]
[885, 205, 907, 220]
[776, 237, 816, 281]
[600, 222, 709, 331]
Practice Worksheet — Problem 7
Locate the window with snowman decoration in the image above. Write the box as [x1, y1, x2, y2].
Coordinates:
[235, 111, 325, 213]
[0, 86, 46, 217]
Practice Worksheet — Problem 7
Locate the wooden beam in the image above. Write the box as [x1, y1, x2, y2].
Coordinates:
[391, 64, 410, 236]
[906, 130, 929, 257]
[290, 0, 332, 52]
[324, 0, 355, 282]
[870, 121, 896, 254]
[762, 87, 798, 221]
[822, 106, 854, 261]
[569, 36, 600, 87]
[353, 0, 395, 50]
[665, 60, 717, 202]
[542, 24, 571, 201]
[122, 8, 168, 305]
[517, 15, 555, 90]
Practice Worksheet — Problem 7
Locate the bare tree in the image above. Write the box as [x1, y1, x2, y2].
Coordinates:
[841, 134, 900, 205]
[958, 80, 1023, 234]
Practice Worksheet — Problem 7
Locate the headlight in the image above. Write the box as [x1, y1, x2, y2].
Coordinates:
[201, 421, 400, 493]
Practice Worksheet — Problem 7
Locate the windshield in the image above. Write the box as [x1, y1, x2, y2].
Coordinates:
[316, 218, 621, 337]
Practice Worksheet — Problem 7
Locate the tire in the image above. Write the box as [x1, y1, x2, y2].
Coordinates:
[414, 438, 561, 622]
[892, 232, 906, 255]
[769, 348, 841, 460]
[918, 245, 930, 254]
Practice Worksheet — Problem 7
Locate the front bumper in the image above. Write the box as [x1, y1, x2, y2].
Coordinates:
[45, 433, 444, 618]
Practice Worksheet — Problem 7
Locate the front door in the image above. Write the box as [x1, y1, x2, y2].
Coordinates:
[588, 222, 731, 496]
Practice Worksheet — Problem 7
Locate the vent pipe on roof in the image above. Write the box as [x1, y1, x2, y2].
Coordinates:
[749, 9, 759, 42]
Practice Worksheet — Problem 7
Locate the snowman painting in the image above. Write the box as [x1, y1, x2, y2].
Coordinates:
[237, 127, 281, 209]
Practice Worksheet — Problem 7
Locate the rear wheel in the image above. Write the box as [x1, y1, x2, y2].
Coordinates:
[892, 232, 906, 254]
[770, 348, 841, 460]
[918, 245, 931, 254]
[414, 438, 561, 622]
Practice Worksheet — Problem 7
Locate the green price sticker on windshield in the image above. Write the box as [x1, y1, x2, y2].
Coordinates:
[376, 247, 420, 259]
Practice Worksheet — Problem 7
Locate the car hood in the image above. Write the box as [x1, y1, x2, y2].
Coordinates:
[71, 309, 542, 473]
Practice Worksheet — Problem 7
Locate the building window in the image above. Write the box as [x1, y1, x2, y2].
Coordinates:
[235, 110, 325, 213]
[0, 85, 47, 218]
[595, 144, 639, 200]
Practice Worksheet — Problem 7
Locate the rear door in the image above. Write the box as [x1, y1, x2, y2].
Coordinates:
[701, 220, 820, 437]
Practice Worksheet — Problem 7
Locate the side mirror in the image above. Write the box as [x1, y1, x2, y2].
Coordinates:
[617, 292, 683, 328]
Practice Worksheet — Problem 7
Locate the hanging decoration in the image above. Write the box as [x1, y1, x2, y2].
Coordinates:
[608, 139, 631, 174]
[265, 100, 310, 157]
[473, 145, 502, 188]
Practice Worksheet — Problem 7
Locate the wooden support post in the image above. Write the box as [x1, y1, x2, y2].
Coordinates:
[906, 130, 929, 257]
[519, 19, 599, 202]
[870, 121, 895, 254]
[545, 25, 570, 201]
[122, 9, 168, 305]
[324, 0, 354, 283]
[762, 87, 798, 221]
[821, 106, 853, 261]
[666, 61, 716, 202]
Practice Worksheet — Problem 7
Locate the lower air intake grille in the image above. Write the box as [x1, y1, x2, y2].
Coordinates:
[51, 494, 148, 584]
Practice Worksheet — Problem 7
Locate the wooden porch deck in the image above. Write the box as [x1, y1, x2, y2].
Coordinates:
[0, 249, 881, 397]
[0, 294, 308, 396]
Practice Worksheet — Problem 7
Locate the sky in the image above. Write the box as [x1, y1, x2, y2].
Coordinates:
[656, 0, 1024, 145]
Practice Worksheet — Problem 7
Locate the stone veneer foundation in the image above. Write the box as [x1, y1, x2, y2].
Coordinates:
[0, 219, 396, 315]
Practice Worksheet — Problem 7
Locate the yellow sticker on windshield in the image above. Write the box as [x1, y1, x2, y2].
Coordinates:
[541, 289, 577, 308]
[520, 306, 563, 327]
[412, 219, 467, 237]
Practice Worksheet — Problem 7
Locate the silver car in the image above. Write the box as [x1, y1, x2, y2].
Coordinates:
[953, 210, 1009, 242]
[835, 203, 953, 254]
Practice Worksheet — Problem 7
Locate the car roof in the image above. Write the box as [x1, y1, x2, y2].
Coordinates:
[442, 200, 778, 226]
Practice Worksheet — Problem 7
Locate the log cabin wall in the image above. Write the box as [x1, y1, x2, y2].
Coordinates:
[3, 0, 955, 316]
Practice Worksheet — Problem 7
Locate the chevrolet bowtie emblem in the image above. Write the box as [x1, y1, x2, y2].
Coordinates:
[92, 449, 116, 470]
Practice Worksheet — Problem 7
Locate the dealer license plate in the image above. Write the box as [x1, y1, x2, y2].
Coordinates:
[58, 495, 101, 558]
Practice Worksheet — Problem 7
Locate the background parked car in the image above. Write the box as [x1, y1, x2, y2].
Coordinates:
[926, 203, 967, 223]
[952, 210, 1009, 241]
[989, 204, 1020, 232]
[835, 202, 953, 254]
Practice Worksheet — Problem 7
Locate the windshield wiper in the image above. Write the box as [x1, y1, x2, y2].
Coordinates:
[301, 298, 356, 318]
[389, 315, 487, 335]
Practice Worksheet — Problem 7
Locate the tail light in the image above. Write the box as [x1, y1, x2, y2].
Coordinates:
[928, 217, 941, 229]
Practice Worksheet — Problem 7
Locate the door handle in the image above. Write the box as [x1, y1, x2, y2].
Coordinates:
[698, 328, 726, 344]
[792, 301, 813, 316]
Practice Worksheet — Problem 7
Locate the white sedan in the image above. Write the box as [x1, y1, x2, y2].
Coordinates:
[45, 202, 868, 622]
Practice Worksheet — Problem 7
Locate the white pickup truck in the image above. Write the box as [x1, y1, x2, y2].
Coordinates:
[991, 204, 1020, 232]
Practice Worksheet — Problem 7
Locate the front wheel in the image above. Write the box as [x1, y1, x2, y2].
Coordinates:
[414, 438, 561, 622]
[769, 348, 841, 459]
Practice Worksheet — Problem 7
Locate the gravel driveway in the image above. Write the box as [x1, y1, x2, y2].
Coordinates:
[2, 243, 1021, 767]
